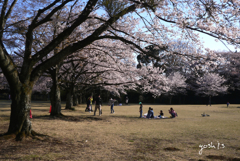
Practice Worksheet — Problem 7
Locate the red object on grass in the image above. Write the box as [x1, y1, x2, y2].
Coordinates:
[29, 109, 32, 118]
[49, 105, 52, 113]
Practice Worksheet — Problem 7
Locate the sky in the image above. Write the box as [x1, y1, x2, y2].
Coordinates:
[201, 34, 238, 53]
[128, 9, 239, 53]
[93, 0, 240, 54]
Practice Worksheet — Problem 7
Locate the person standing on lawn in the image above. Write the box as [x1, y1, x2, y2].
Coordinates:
[109, 98, 115, 113]
[89, 96, 93, 112]
[94, 95, 102, 116]
[126, 96, 129, 105]
[227, 102, 230, 108]
[139, 102, 143, 118]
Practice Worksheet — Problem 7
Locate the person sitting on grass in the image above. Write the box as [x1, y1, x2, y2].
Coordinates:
[147, 107, 154, 118]
[158, 110, 164, 118]
[169, 107, 177, 118]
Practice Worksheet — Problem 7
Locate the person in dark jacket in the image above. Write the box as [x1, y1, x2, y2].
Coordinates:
[158, 110, 164, 118]
[139, 102, 143, 118]
[94, 95, 102, 116]
[147, 107, 154, 118]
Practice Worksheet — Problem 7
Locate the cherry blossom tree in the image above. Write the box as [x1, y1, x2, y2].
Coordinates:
[164, 72, 187, 104]
[215, 51, 240, 91]
[32, 76, 51, 94]
[59, 39, 167, 108]
[0, 0, 239, 140]
[196, 73, 228, 106]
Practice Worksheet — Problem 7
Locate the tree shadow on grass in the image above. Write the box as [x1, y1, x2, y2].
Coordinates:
[0, 103, 11, 107]
[206, 155, 240, 161]
[108, 115, 140, 119]
[31, 107, 85, 113]
[129, 137, 181, 160]
[109, 115, 173, 120]
[32, 114, 105, 122]
[0, 157, 22, 160]
[219, 106, 240, 109]
[0, 114, 10, 118]
[0, 109, 10, 112]
[31, 101, 50, 105]
[163, 147, 180, 151]
[0, 135, 82, 161]
[32, 108, 48, 112]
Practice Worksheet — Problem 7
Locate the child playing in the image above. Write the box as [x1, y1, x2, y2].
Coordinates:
[169, 107, 177, 118]
[158, 110, 164, 118]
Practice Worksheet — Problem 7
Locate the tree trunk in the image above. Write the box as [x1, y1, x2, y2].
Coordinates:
[209, 96, 211, 106]
[65, 90, 73, 109]
[50, 69, 62, 116]
[179, 96, 181, 104]
[169, 96, 172, 104]
[78, 93, 82, 104]
[7, 87, 33, 140]
[77, 94, 80, 104]
[73, 92, 78, 106]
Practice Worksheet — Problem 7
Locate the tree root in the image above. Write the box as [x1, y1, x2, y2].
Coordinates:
[0, 133, 16, 140]
[16, 131, 26, 141]
[31, 130, 48, 137]
[65, 107, 75, 111]
[50, 112, 65, 118]
[0, 130, 49, 141]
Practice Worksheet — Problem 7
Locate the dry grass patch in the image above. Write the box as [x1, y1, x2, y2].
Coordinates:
[0, 100, 240, 160]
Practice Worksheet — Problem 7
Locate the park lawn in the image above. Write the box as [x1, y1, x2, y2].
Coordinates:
[0, 100, 240, 161]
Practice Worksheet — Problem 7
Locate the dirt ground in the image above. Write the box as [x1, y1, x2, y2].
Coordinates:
[0, 100, 240, 161]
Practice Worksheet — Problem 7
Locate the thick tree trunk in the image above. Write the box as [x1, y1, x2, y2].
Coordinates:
[65, 90, 73, 109]
[7, 87, 33, 140]
[49, 67, 62, 116]
[50, 76, 62, 116]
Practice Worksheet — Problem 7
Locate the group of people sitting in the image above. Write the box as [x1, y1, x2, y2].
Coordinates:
[145, 107, 177, 119]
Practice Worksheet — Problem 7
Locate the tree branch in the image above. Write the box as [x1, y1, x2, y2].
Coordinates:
[32, 0, 99, 62]
[31, 3, 137, 82]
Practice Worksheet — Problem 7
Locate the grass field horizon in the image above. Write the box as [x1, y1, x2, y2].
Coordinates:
[0, 100, 240, 161]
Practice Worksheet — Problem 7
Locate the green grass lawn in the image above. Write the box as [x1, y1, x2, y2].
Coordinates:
[0, 100, 240, 161]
